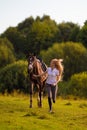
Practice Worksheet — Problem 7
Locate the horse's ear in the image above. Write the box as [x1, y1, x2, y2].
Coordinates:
[33, 52, 36, 56]
[26, 52, 32, 59]
[29, 53, 33, 57]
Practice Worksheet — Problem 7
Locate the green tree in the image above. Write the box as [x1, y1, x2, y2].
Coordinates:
[57, 22, 80, 42]
[40, 43, 64, 65]
[17, 16, 34, 36]
[69, 25, 80, 42]
[0, 60, 29, 93]
[1, 27, 27, 57]
[77, 20, 87, 47]
[40, 42, 87, 80]
[27, 15, 58, 55]
[0, 38, 16, 68]
[68, 72, 87, 97]
[62, 42, 87, 80]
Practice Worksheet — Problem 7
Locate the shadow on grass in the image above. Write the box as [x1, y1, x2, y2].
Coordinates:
[23, 111, 38, 117]
[65, 102, 72, 105]
[79, 103, 87, 108]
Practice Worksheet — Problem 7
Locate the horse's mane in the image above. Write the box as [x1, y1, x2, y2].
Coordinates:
[33, 59, 47, 83]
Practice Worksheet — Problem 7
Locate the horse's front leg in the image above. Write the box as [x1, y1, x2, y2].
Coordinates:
[38, 85, 43, 108]
[29, 82, 34, 108]
[38, 82, 46, 107]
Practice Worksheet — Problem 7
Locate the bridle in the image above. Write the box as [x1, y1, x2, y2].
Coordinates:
[28, 56, 39, 75]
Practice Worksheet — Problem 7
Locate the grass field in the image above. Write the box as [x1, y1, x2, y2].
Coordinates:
[0, 94, 87, 130]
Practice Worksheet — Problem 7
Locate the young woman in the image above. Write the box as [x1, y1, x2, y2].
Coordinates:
[34, 58, 64, 112]
[46, 59, 64, 112]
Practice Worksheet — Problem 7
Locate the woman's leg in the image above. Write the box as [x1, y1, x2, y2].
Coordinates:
[46, 84, 52, 111]
[51, 85, 58, 103]
[48, 97, 52, 111]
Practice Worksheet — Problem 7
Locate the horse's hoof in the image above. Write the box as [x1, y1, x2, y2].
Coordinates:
[29, 105, 32, 108]
[39, 104, 43, 108]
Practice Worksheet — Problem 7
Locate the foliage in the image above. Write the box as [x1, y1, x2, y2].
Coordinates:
[0, 37, 16, 68]
[57, 22, 80, 42]
[0, 60, 29, 93]
[17, 16, 34, 35]
[27, 16, 58, 55]
[77, 21, 87, 47]
[1, 15, 87, 58]
[69, 25, 80, 42]
[62, 42, 87, 80]
[1, 27, 27, 57]
[57, 81, 70, 98]
[40, 43, 63, 65]
[40, 42, 87, 80]
[68, 72, 87, 98]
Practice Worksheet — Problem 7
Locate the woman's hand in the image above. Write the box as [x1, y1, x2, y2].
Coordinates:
[33, 74, 39, 78]
[33, 71, 47, 78]
[53, 80, 59, 86]
[52, 83, 57, 86]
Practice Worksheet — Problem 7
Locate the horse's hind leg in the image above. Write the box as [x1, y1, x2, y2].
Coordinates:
[38, 82, 45, 107]
[37, 93, 40, 107]
[37, 84, 40, 107]
[40, 91, 43, 107]
[29, 83, 33, 108]
[38, 89, 43, 108]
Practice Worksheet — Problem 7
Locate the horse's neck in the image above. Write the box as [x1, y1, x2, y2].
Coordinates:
[34, 60, 43, 74]
[33, 60, 47, 82]
[33, 59, 40, 65]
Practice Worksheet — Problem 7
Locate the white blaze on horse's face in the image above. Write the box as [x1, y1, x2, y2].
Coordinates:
[28, 55, 34, 72]
[28, 64, 33, 70]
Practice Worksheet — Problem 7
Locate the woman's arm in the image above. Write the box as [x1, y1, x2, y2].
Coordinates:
[53, 75, 61, 86]
[33, 70, 47, 78]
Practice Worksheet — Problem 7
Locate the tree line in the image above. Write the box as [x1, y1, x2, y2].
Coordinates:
[1, 15, 87, 57]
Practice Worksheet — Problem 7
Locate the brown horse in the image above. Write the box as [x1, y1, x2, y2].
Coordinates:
[27, 54, 47, 108]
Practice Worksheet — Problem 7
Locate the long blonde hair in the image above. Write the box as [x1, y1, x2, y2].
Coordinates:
[51, 59, 64, 80]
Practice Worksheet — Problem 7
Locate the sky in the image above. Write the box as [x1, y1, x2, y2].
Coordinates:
[0, 0, 87, 34]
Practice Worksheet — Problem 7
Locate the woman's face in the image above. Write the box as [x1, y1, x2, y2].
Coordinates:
[50, 61, 55, 68]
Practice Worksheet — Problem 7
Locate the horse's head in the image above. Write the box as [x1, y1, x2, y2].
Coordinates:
[27, 53, 35, 73]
